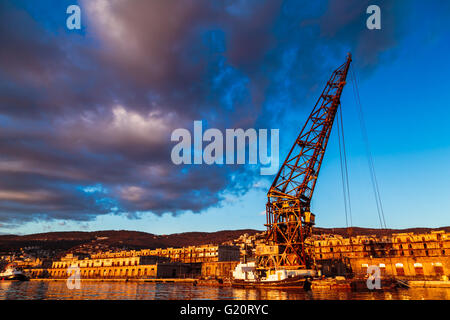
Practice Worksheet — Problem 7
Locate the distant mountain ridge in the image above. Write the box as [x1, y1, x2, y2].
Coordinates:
[0, 229, 262, 251]
[0, 226, 449, 252]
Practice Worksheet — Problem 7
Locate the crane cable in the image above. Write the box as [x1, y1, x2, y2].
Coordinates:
[337, 102, 356, 267]
[343, 67, 396, 281]
[350, 65, 388, 231]
[337, 104, 353, 229]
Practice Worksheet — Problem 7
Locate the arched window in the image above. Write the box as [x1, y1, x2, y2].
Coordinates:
[414, 263, 424, 275]
[395, 263, 405, 276]
[379, 263, 386, 276]
[434, 263, 444, 275]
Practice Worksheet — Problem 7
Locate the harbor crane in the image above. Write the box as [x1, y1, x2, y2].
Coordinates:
[257, 54, 352, 273]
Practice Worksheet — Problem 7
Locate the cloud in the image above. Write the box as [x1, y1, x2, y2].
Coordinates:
[0, 0, 412, 225]
[318, 0, 406, 70]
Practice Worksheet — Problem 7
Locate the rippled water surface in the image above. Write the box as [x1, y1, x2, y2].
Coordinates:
[0, 281, 449, 300]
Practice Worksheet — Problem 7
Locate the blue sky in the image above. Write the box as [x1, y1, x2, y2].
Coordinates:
[0, 1, 449, 235]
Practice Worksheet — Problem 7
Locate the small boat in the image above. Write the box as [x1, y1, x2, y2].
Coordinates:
[0, 265, 29, 281]
[231, 262, 316, 289]
[232, 275, 309, 289]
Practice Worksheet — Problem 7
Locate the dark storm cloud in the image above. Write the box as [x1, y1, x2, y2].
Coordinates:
[319, 0, 406, 70]
[0, 0, 409, 224]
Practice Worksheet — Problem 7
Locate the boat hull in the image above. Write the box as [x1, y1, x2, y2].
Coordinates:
[0, 274, 29, 281]
[231, 276, 400, 291]
[232, 276, 307, 289]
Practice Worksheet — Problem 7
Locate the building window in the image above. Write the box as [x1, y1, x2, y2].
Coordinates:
[395, 263, 405, 276]
[434, 263, 444, 276]
[414, 263, 424, 275]
[379, 264, 386, 276]
[361, 264, 368, 274]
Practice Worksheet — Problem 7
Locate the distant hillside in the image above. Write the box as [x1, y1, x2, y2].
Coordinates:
[0, 226, 449, 252]
[0, 229, 262, 251]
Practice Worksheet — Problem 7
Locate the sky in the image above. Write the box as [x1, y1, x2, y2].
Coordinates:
[0, 0, 449, 235]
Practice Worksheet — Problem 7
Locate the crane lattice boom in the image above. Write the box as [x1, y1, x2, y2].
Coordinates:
[258, 54, 352, 271]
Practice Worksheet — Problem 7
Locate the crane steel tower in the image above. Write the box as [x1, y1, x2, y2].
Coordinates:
[257, 54, 352, 272]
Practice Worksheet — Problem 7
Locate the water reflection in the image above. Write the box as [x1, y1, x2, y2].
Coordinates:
[0, 281, 448, 300]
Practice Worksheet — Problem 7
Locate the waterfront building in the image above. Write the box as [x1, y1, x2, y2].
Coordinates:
[46, 255, 199, 279]
[91, 244, 240, 264]
[312, 230, 450, 260]
[311, 230, 450, 278]
[41, 244, 239, 279]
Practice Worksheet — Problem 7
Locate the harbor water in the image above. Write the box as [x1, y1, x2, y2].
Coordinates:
[0, 281, 449, 300]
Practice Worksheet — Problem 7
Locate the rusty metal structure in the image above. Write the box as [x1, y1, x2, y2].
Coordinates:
[257, 54, 352, 272]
